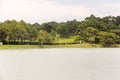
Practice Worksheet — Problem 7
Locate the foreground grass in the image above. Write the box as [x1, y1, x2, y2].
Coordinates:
[1, 43, 120, 49]
[0, 45, 40, 49]
[39, 44, 102, 48]
[0, 44, 102, 49]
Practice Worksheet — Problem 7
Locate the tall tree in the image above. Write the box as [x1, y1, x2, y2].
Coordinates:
[38, 30, 53, 44]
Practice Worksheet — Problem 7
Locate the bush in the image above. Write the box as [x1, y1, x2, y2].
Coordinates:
[38, 30, 53, 45]
[97, 32, 119, 47]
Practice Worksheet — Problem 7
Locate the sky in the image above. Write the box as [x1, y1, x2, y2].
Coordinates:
[0, 0, 120, 23]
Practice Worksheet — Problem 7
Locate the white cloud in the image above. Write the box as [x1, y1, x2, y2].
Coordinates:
[90, 3, 120, 17]
[0, 0, 93, 23]
[0, 0, 120, 23]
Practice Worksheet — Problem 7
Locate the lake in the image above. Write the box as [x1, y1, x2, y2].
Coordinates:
[0, 48, 120, 80]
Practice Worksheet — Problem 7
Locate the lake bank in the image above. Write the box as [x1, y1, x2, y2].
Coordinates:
[0, 44, 120, 49]
[0, 44, 102, 49]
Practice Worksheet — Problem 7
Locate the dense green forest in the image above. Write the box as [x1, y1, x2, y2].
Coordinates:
[0, 14, 120, 46]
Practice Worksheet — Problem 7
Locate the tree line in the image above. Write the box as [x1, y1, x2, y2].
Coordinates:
[0, 14, 120, 46]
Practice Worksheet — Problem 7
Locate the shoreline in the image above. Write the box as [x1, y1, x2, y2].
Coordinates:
[0, 44, 120, 49]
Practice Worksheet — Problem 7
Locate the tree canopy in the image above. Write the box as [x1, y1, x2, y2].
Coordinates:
[0, 14, 120, 46]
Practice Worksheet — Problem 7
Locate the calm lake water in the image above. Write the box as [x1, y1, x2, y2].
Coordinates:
[0, 48, 120, 80]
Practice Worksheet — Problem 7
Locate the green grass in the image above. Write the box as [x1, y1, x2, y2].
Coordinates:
[39, 44, 102, 48]
[0, 43, 102, 49]
[1, 44, 120, 49]
[54, 36, 77, 44]
[0, 45, 40, 49]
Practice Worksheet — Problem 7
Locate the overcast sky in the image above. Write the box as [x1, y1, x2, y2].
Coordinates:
[0, 0, 120, 23]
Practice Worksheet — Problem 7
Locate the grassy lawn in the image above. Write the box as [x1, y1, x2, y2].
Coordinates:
[0, 45, 40, 49]
[1, 44, 120, 49]
[0, 44, 103, 49]
[39, 44, 102, 48]
[54, 36, 77, 44]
